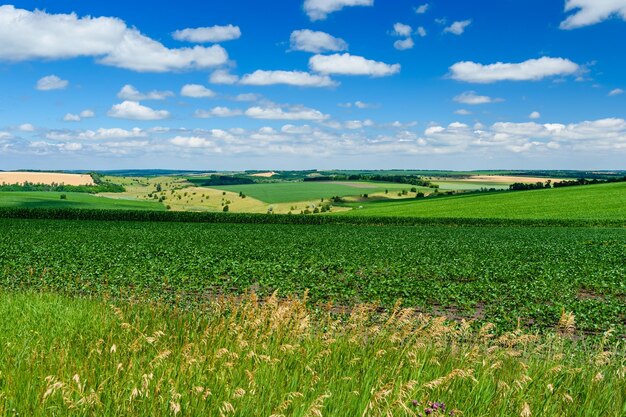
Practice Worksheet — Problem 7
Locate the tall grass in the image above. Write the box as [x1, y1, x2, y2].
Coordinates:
[0, 291, 623, 416]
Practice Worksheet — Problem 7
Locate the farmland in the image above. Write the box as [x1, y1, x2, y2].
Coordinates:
[341, 181, 626, 220]
[1, 217, 624, 334]
[205, 181, 429, 204]
[0, 191, 164, 210]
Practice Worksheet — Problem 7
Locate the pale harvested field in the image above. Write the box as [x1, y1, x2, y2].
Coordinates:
[461, 175, 560, 183]
[250, 171, 276, 177]
[0, 172, 94, 186]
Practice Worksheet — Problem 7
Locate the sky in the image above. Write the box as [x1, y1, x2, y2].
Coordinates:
[0, 0, 625, 171]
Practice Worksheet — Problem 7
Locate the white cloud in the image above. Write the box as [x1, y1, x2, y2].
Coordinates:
[529, 111, 541, 119]
[609, 88, 624, 96]
[117, 84, 174, 100]
[181, 84, 216, 98]
[172, 25, 241, 43]
[303, 0, 374, 21]
[47, 127, 146, 140]
[443, 19, 472, 35]
[339, 100, 375, 108]
[19, 123, 35, 132]
[235, 93, 260, 101]
[209, 69, 239, 84]
[171, 136, 218, 149]
[344, 119, 374, 129]
[240, 70, 336, 87]
[63, 113, 81, 122]
[455, 109, 472, 115]
[394, 38, 415, 50]
[245, 106, 329, 121]
[0, 5, 228, 72]
[63, 110, 95, 122]
[392, 23, 413, 37]
[281, 124, 313, 134]
[416, 26, 427, 37]
[449, 57, 580, 83]
[560, 0, 626, 29]
[195, 107, 243, 118]
[415, 4, 429, 14]
[107, 101, 170, 120]
[453, 91, 502, 105]
[309, 53, 401, 76]
[36, 75, 68, 91]
[289, 29, 348, 53]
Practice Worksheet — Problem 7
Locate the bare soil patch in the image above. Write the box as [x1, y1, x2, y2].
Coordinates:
[0, 172, 94, 186]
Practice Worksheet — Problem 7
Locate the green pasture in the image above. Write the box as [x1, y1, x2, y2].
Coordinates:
[0, 191, 164, 210]
[340, 182, 626, 220]
[209, 181, 428, 204]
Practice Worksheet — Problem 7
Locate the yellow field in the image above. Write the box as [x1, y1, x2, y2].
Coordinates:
[0, 171, 94, 186]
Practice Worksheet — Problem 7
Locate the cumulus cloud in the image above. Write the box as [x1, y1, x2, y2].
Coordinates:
[107, 101, 170, 120]
[209, 69, 239, 84]
[240, 70, 336, 87]
[63, 113, 81, 122]
[529, 111, 541, 119]
[560, 0, 626, 29]
[172, 25, 241, 43]
[63, 110, 95, 122]
[453, 91, 502, 105]
[443, 19, 472, 35]
[392, 23, 413, 37]
[117, 84, 174, 100]
[19, 123, 36, 132]
[245, 106, 329, 121]
[181, 84, 216, 98]
[194, 107, 243, 118]
[36, 75, 68, 91]
[304, 0, 374, 21]
[417, 26, 427, 37]
[454, 109, 472, 115]
[609, 88, 624, 96]
[394, 38, 415, 50]
[415, 4, 429, 14]
[170, 136, 218, 149]
[289, 29, 348, 53]
[309, 53, 400, 76]
[0, 5, 228, 72]
[449, 57, 580, 83]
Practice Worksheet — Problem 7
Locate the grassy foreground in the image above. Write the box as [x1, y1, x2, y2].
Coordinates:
[0, 291, 624, 417]
[341, 182, 626, 220]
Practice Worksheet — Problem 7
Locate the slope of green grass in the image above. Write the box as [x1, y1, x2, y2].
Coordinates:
[0, 191, 164, 210]
[210, 181, 426, 204]
[340, 182, 626, 220]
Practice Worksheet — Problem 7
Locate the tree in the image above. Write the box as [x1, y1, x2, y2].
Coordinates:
[223, 205, 229, 212]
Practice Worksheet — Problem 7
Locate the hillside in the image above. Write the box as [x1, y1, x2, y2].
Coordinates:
[339, 182, 626, 220]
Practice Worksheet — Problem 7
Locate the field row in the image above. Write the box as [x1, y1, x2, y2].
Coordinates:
[1, 218, 624, 334]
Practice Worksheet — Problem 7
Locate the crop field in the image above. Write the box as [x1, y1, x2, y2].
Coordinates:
[0, 191, 164, 210]
[341, 182, 626, 220]
[1, 217, 624, 334]
[210, 181, 428, 204]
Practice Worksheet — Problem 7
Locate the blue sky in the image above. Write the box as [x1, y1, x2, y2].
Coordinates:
[0, 0, 625, 170]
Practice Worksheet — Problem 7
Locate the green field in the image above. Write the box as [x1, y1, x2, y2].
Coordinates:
[340, 182, 626, 220]
[2, 217, 624, 334]
[0, 191, 164, 210]
[210, 181, 427, 204]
